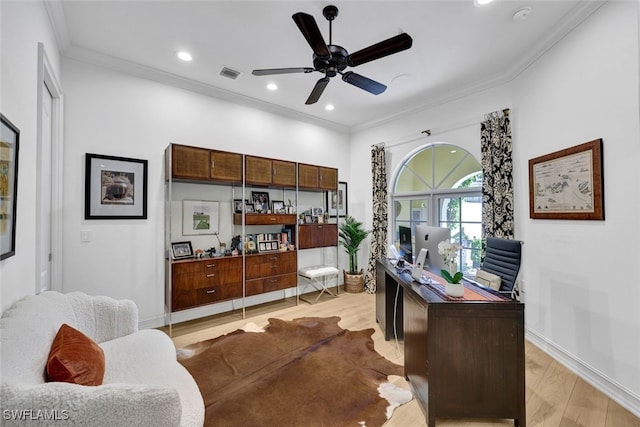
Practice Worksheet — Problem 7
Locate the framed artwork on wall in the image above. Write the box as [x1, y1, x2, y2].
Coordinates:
[0, 113, 20, 260]
[182, 200, 219, 235]
[326, 181, 347, 217]
[528, 139, 604, 220]
[84, 153, 148, 219]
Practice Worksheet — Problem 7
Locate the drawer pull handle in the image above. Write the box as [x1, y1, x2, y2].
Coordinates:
[270, 218, 276, 221]
[271, 265, 277, 269]
[206, 264, 216, 268]
[270, 279, 278, 284]
[206, 289, 216, 294]
[206, 273, 216, 278]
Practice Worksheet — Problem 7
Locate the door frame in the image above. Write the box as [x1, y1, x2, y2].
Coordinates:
[36, 43, 64, 293]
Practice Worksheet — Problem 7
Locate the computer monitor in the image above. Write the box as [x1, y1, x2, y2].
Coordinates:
[398, 225, 413, 263]
[415, 224, 451, 274]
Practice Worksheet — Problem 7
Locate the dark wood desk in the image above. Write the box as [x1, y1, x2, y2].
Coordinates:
[376, 259, 525, 427]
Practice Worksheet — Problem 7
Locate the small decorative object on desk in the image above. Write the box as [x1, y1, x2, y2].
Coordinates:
[438, 239, 464, 297]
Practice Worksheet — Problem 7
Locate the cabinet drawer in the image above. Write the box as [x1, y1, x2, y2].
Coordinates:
[172, 282, 243, 311]
[238, 213, 297, 225]
[246, 252, 297, 279]
[172, 257, 242, 289]
[245, 273, 297, 297]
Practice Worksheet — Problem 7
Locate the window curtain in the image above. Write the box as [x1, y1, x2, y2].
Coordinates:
[481, 108, 514, 239]
[364, 145, 388, 294]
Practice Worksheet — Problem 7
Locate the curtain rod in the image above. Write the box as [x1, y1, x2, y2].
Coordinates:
[372, 108, 510, 150]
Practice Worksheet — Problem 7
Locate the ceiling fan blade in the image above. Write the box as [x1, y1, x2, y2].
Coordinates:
[292, 12, 331, 59]
[252, 68, 314, 76]
[346, 33, 413, 67]
[342, 72, 387, 95]
[305, 77, 330, 105]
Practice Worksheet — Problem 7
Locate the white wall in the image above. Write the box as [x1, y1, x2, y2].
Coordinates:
[513, 1, 640, 411]
[60, 58, 350, 326]
[0, 1, 61, 311]
[350, 0, 640, 415]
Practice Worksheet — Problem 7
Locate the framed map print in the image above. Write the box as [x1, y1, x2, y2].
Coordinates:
[529, 139, 603, 220]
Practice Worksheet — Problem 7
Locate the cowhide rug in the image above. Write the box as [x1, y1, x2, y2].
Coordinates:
[177, 316, 412, 427]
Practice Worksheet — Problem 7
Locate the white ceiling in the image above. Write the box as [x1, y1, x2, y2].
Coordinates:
[46, 0, 606, 131]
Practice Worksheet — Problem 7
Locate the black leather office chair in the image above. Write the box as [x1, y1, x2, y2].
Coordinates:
[481, 237, 523, 299]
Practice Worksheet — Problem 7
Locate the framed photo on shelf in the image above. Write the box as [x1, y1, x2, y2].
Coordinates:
[233, 199, 248, 213]
[245, 203, 255, 213]
[84, 153, 148, 219]
[251, 191, 270, 212]
[182, 200, 219, 235]
[326, 181, 347, 217]
[271, 200, 285, 214]
[0, 113, 20, 260]
[171, 241, 193, 259]
[312, 207, 324, 217]
[528, 138, 604, 220]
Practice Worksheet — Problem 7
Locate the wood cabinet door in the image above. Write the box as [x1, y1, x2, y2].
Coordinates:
[171, 145, 211, 180]
[319, 167, 338, 190]
[272, 160, 296, 187]
[245, 155, 272, 185]
[210, 150, 243, 183]
[298, 224, 338, 249]
[298, 163, 319, 188]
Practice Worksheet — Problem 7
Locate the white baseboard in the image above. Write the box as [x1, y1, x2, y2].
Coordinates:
[526, 328, 640, 418]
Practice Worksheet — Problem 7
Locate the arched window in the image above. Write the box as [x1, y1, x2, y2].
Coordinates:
[392, 143, 483, 274]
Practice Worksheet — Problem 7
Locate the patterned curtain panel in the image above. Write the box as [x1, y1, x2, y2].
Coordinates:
[481, 109, 514, 240]
[364, 145, 388, 294]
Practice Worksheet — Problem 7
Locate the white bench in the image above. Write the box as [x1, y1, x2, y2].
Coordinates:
[297, 265, 340, 304]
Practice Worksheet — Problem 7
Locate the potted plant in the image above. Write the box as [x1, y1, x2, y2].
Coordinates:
[338, 215, 371, 293]
[438, 240, 464, 297]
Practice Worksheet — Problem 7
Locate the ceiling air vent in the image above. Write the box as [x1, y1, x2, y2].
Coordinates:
[219, 66, 242, 80]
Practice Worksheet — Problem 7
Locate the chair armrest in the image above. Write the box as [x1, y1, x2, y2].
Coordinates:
[66, 293, 138, 343]
[1, 382, 181, 427]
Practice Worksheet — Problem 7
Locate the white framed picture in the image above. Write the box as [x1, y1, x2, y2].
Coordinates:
[182, 200, 219, 235]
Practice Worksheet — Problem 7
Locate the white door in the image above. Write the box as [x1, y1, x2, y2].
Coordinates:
[38, 82, 53, 293]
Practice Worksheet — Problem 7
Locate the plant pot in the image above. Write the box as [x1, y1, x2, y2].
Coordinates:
[343, 270, 364, 293]
[445, 283, 464, 297]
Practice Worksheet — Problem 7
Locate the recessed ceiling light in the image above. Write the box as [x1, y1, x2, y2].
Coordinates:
[177, 51, 192, 62]
[266, 83, 278, 91]
[474, 0, 494, 6]
[325, 104, 335, 111]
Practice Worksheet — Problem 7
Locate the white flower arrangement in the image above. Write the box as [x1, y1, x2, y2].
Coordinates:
[438, 240, 463, 284]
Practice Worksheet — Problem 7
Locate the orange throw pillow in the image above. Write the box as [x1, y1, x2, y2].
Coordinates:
[46, 323, 105, 386]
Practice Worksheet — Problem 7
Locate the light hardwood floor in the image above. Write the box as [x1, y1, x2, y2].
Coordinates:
[163, 291, 640, 427]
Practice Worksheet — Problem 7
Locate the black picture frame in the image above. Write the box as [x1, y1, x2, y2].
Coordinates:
[0, 113, 20, 260]
[171, 241, 193, 259]
[251, 191, 270, 212]
[326, 181, 348, 217]
[85, 153, 148, 219]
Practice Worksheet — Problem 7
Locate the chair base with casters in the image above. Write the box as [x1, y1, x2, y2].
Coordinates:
[297, 265, 340, 304]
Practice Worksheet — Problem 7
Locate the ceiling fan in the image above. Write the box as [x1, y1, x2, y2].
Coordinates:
[252, 5, 413, 105]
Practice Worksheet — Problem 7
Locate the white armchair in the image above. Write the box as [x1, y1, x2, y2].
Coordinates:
[0, 291, 204, 426]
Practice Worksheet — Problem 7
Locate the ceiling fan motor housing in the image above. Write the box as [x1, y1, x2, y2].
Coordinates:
[313, 45, 348, 77]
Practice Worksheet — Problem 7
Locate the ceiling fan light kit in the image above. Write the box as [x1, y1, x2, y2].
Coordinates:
[251, 5, 413, 105]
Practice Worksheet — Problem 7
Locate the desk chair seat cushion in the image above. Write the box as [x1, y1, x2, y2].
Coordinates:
[298, 266, 339, 279]
[475, 269, 502, 291]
